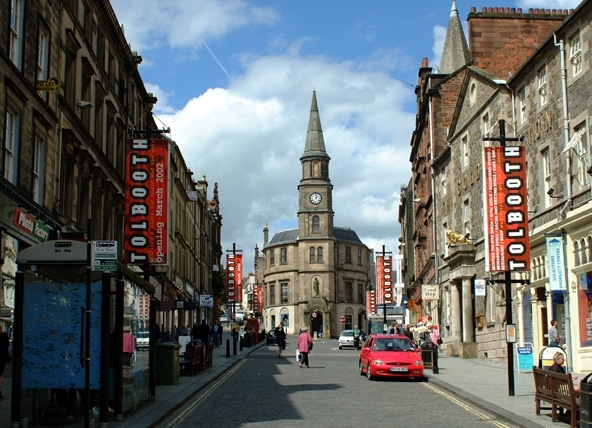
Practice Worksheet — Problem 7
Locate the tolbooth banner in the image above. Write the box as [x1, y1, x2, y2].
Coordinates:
[124, 139, 169, 265]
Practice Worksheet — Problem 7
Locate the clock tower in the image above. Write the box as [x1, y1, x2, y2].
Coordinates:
[298, 91, 334, 238]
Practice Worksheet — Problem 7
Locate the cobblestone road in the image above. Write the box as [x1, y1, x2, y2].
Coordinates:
[160, 337, 520, 428]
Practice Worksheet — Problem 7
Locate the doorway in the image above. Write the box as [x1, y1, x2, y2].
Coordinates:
[310, 312, 323, 338]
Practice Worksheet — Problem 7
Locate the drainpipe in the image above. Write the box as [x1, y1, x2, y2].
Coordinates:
[554, 34, 573, 371]
[554, 34, 572, 218]
[428, 79, 439, 327]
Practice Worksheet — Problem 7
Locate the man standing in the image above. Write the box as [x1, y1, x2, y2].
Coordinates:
[549, 319, 561, 347]
[211, 319, 223, 347]
[197, 319, 211, 345]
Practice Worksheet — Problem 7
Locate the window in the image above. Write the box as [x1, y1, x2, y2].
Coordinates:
[482, 112, 490, 137]
[312, 215, 320, 233]
[269, 249, 275, 266]
[469, 82, 477, 105]
[4, 111, 20, 184]
[569, 31, 582, 76]
[519, 87, 527, 124]
[37, 29, 50, 99]
[463, 199, 470, 235]
[317, 247, 323, 263]
[357, 248, 362, 265]
[538, 66, 547, 106]
[269, 283, 275, 305]
[9, 0, 25, 69]
[280, 247, 287, 265]
[462, 135, 469, 167]
[542, 148, 551, 207]
[441, 175, 447, 195]
[346, 282, 353, 303]
[32, 137, 46, 204]
[571, 124, 589, 191]
[345, 247, 352, 264]
[358, 283, 364, 304]
[309, 247, 315, 263]
[281, 282, 288, 303]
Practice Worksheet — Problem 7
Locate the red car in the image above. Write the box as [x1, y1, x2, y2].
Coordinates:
[359, 334, 424, 381]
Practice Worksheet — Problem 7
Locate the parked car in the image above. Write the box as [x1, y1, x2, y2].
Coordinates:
[339, 330, 355, 350]
[267, 330, 278, 346]
[219, 315, 230, 323]
[359, 334, 424, 381]
[136, 331, 150, 350]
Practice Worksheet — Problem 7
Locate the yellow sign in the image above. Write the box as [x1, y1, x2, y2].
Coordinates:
[36, 77, 61, 92]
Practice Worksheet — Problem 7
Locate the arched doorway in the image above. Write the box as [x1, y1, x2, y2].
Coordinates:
[310, 311, 324, 338]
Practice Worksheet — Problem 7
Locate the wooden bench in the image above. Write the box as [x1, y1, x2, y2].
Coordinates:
[533, 366, 580, 428]
[179, 345, 203, 376]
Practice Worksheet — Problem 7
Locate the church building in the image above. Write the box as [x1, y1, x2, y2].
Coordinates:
[259, 92, 371, 338]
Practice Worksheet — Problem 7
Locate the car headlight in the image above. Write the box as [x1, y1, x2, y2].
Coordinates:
[371, 360, 384, 365]
[414, 360, 424, 366]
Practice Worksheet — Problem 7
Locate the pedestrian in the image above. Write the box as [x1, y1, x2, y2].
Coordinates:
[196, 319, 210, 345]
[353, 325, 361, 350]
[274, 322, 287, 357]
[318, 325, 323, 338]
[397, 321, 410, 339]
[430, 324, 441, 347]
[211, 319, 223, 347]
[549, 319, 561, 347]
[297, 326, 314, 368]
[387, 322, 397, 334]
[0, 325, 10, 399]
[192, 323, 200, 342]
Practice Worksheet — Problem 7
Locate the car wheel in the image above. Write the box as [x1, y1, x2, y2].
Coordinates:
[339, 346, 342, 350]
[366, 364, 373, 381]
[359, 361, 365, 376]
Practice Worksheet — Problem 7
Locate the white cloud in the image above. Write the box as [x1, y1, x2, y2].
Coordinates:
[517, 0, 581, 8]
[155, 51, 413, 265]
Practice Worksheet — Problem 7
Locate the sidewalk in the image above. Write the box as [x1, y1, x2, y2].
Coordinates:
[0, 331, 261, 428]
[1, 337, 586, 428]
[426, 353, 586, 428]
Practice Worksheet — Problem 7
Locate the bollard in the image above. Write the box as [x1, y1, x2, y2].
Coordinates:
[233, 333, 237, 355]
[240, 337, 244, 351]
[432, 346, 439, 374]
[226, 338, 230, 358]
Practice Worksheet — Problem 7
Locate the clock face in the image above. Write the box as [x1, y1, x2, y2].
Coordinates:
[310, 192, 322, 205]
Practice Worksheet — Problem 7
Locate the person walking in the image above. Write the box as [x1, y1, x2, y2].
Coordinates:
[211, 319, 223, 347]
[297, 326, 314, 368]
[353, 325, 362, 350]
[274, 322, 287, 357]
[549, 319, 561, 347]
[0, 325, 10, 399]
[196, 319, 211, 345]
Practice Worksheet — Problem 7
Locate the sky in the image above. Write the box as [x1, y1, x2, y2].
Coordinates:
[110, 0, 582, 274]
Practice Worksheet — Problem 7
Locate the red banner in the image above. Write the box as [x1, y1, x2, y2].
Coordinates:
[376, 254, 393, 305]
[483, 146, 530, 272]
[226, 253, 243, 304]
[124, 139, 169, 264]
[253, 284, 263, 313]
[367, 289, 376, 314]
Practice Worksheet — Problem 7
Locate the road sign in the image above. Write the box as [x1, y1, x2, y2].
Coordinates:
[340, 316, 346, 323]
[92, 240, 118, 271]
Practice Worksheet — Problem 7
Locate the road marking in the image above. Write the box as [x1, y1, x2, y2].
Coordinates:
[164, 359, 248, 427]
[422, 383, 512, 428]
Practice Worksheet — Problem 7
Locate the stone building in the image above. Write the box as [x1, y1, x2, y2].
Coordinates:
[406, 1, 571, 362]
[0, 0, 222, 419]
[260, 92, 371, 337]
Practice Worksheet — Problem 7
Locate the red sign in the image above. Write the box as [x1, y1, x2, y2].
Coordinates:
[124, 139, 169, 264]
[226, 253, 243, 304]
[483, 146, 530, 272]
[340, 316, 346, 323]
[376, 254, 393, 304]
[367, 289, 376, 314]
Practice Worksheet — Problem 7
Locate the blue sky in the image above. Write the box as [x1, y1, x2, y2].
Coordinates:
[110, 0, 582, 273]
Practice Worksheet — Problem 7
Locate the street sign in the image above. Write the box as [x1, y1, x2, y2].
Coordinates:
[200, 295, 213, 308]
[92, 240, 117, 271]
[340, 316, 346, 323]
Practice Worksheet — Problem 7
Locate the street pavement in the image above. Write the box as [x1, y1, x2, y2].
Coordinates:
[0, 333, 587, 428]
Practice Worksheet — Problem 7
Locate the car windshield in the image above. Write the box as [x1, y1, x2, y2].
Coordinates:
[341, 331, 353, 337]
[372, 338, 413, 351]
[137, 332, 149, 339]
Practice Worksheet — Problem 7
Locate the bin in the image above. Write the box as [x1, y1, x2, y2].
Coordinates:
[421, 344, 433, 369]
[581, 373, 592, 428]
[155, 342, 181, 385]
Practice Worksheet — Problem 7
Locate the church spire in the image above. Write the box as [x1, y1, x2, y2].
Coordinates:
[302, 91, 329, 160]
[439, 0, 470, 74]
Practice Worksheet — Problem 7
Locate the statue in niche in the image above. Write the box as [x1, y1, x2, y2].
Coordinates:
[313, 278, 320, 296]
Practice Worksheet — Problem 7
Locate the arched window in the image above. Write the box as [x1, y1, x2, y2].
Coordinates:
[574, 241, 581, 266]
[312, 215, 320, 233]
[317, 246, 323, 263]
[309, 247, 316, 263]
